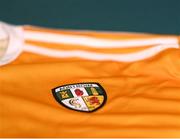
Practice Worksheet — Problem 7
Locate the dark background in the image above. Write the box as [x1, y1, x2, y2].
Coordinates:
[0, 0, 180, 34]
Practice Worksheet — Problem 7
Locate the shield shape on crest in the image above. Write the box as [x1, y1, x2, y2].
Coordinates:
[52, 82, 107, 112]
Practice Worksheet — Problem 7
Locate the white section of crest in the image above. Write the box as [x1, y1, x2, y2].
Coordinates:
[0, 22, 24, 66]
[62, 97, 89, 111]
[91, 84, 99, 87]
[24, 30, 179, 48]
[24, 43, 179, 62]
[70, 87, 89, 97]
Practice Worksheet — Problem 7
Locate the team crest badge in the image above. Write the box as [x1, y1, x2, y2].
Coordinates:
[52, 83, 107, 112]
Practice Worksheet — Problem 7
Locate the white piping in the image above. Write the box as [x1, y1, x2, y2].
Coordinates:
[24, 30, 179, 48]
[24, 44, 179, 62]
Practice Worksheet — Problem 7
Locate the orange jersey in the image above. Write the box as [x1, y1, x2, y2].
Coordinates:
[0, 22, 180, 137]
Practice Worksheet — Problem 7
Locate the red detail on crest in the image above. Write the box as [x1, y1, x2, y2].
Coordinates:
[88, 97, 100, 105]
[75, 89, 84, 96]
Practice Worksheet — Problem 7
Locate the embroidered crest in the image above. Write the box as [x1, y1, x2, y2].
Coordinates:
[52, 82, 107, 112]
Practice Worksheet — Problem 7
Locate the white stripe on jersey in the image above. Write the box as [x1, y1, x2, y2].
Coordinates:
[24, 30, 179, 48]
[24, 43, 179, 62]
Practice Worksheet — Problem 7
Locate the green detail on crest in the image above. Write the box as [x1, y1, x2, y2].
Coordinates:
[58, 89, 73, 100]
[85, 87, 103, 96]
